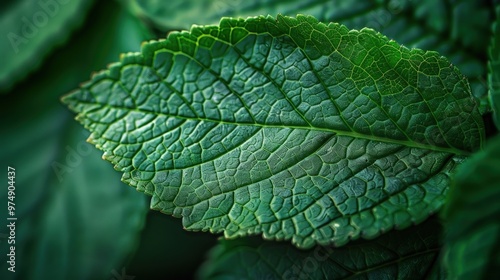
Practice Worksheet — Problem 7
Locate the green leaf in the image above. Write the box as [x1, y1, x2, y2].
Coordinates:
[63, 15, 484, 249]
[0, 0, 94, 92]
[122, 0, 494, 107]
[442, 134, 500, 279]
[198, 217, 444, 279]
[489, 6, 500, 130]
[0, 1, 151, 279]
[122, 0, 368, 30]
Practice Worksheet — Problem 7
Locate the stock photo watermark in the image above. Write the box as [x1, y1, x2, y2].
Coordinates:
[364, 0, 407, 31]
[110, 267, 135, 280]
[5, 166, 17, 273]
[7, 0, 72, 54]
[51, 131, 92, 182]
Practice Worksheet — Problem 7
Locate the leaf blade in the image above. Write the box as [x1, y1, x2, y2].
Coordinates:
[63, 15, 484, 248]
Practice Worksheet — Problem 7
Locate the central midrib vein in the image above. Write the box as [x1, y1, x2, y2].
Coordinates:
[80, 101, 471, 156]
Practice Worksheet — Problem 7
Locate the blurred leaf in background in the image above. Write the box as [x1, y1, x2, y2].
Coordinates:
[489, 6, 500, 130]
[443, 134, 500, 279]
[198, 217, 445, 279]
[0, 0, 94, 92]
[0, 1, 151, 279]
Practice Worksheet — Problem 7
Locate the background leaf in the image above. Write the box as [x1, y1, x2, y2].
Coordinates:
[63, 15, 484, 249]
[198, 217, 444, 280]
[442, 134, 500, 279]
[0, 1, 151, 279]
[0, 0, 94, 92]
[489, 5, 500, 130]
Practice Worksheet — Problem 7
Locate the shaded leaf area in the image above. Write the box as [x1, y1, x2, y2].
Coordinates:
[0, 1, 151, 279]
[127, 211, 218, 279]
[0, 0, 94, 92]
[63, 15, 484, 249]
[489, 6, 500, 130]
[121, 0, 494, 108]
[198, 217, 444, 280]
[443, 134, 500, 279]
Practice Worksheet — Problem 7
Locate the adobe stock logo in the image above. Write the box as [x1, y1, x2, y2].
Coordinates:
[51, 131, 93, 182]
[7, 0, 71, 54]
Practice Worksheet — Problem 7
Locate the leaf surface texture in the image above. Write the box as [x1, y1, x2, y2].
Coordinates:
[63, 15, 484, 248]
[122, 0, 494, 108]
